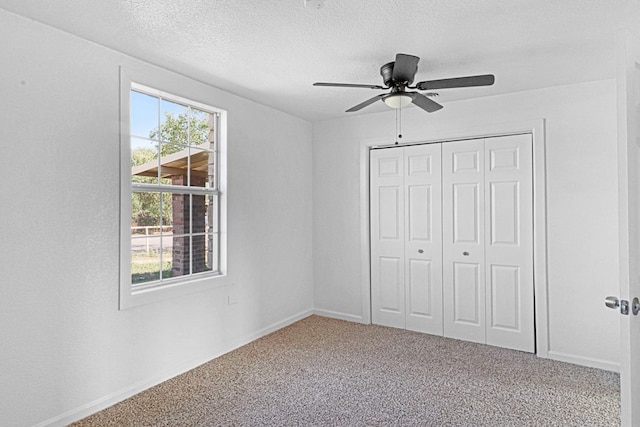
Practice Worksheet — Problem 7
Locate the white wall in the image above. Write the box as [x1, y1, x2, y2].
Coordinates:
[0, 10, 313, 426]
[313, 80, 621, 370]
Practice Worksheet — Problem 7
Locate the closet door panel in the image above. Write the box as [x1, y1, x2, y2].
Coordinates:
[378, 256, 403, 313]
[453, 261, 481, 324]
[370, 149, 405, 328]
[485, 134, 534, 352]
[453, 183, 480, 243]
[443, 140, 486, 344]
[490, 264, 520, 329]
[408, 259, 433, 315]
[404, 144, 443, 335]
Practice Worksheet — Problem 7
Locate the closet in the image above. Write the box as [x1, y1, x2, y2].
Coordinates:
[370, 134, 534, 353]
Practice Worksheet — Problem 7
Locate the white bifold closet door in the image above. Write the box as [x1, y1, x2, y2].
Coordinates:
[442, 134, 534, 352]
[371, 134, 534, 353]
[370, 144, 443, 335]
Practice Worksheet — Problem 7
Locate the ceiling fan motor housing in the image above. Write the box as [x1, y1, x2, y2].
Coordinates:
[380, 61, 417, 87]
[380, 62, 395, 87]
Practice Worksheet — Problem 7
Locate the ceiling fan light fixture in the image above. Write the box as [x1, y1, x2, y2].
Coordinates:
[383, 93, 412, 109]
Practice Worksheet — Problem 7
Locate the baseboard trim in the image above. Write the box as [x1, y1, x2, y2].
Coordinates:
[35, 308, 314, 427]
[313, 308, 365, 324]
[547, 350, 620, 373]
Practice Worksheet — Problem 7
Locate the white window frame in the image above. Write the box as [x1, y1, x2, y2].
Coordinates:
[119, 66, 228, 309]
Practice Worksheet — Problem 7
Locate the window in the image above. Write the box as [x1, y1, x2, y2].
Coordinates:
[120, 67, 227, 309]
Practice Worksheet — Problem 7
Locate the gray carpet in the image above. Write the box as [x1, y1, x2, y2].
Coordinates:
[73, 316, 620, 426]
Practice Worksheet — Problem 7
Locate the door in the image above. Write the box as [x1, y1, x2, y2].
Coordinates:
[616, 29, 640, 426]
[442, 139, 486, 344]
[404, 144, 443, 334]
[442, 136, 534, 352]
[371, 137, 534, 353]
[370, 144, 443, 334]
[484, 135, 534, 353]
[370, 148, 405, 329]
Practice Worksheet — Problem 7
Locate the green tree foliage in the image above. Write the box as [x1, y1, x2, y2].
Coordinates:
[150, 110, 210, 156]
[131, 111, 211, 228]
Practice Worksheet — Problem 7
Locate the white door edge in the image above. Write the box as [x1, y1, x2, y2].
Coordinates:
[616, 28, 640, 426]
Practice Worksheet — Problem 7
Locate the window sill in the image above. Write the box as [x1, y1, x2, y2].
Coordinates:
[119, 273, 230, 310]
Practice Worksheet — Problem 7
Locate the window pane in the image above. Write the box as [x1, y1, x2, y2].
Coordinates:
[191, 193, 207, 234]
[131, 236, 161, 285]
[166, 192, 189, 234]
[131, 91, 159, 139]
[190, 109, 213, 148]
[206, 233, 219, 272]
[192, 234, 211, 274]
[131, 137, 159, 185]
[160, 192, 174, 228]
[158, 192, 177, 279]
[160, 99, 189, 144]
[165, 234, 188, 279]
[189, 146, 213, 187]
[131, 191, 161, 230]
[159, 142, 188, 185]
[166, 192, 189, 278]
[205, 194, 218, 234]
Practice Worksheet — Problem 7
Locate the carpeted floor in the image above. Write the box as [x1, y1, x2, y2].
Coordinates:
[73, 316, 620, 426]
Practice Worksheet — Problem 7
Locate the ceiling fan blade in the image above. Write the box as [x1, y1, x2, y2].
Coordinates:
[346, 94, 387, 112]
[314, 82, 386, 89]
[392, 53, 420, 84]
[415, 74, 495, 90]
[410, 93, 443, 113]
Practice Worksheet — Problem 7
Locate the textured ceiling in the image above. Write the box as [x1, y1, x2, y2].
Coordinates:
[2, 0, 639, 121]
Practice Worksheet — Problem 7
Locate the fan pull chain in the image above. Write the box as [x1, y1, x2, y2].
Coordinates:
[395, 106, 403, 145]
[395, 108, 398, 144]
[399, 106, 403, 140]
[396, 108, 402, 145]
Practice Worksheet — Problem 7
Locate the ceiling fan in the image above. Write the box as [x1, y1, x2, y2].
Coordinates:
[314, 53, 495, 113]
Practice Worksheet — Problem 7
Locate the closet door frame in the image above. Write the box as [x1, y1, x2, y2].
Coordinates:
[359, 119, 549, 357]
